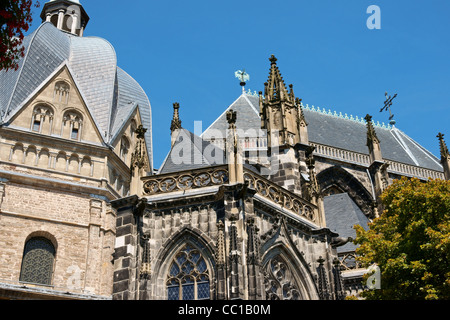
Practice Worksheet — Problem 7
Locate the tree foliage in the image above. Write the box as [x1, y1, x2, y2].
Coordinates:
[354, 177, 450, 300]
[0, 0, 40, 71]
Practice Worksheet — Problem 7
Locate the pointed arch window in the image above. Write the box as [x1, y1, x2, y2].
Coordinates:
[166, 244, 210, 300]
[264, 256, 301, 300]
[19, 237, 56, 286]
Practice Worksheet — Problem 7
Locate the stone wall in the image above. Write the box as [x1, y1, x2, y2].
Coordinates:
[0, 179, 115, 298]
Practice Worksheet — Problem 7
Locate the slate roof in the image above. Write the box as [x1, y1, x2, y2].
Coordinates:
[159, 128, 226, 174]
[304, 108, 442, 171]
[201, 92, 442, 172]
[0, 22, 153, 168]
[323, 193, 370, 253]
[201, 93, 263, 139]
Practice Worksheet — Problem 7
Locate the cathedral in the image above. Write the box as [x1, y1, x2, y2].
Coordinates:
[0, 0, 448, 300]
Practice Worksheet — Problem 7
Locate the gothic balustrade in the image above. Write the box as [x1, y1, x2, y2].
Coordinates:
[142, 165, 229, 195]
[141, 165, 319, 225]
[311, 142, 445, 180]
[242, 168, 318, 224]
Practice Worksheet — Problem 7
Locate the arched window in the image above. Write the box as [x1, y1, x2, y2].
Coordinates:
[50, 14, 58, 27]
[54, 81, 70, 104]
[62, 110, 83, 141]
[31, 105, 54, 134]
[166, 243, 210, 300]
[62, 15, 71, 32]
[19, 237, 56, 286]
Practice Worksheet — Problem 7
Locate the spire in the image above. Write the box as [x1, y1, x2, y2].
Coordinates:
[437, 132, 450, 180]
[365, 114, 379, 145]
[226, 109, 243, 184]
[365, 114, 382, 162]
[365, 114, 389, 218]
[170, 102, 182, 132]
[265, 55, 289, 102]
[41, 0, 89, 36]
[170, 102, 182, 147]
[260, 55, 306, 148]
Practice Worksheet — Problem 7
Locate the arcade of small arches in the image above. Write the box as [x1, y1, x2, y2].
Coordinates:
[8, 143, 94, 177]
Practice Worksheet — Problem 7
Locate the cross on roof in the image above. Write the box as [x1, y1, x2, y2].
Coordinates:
[380, 92, 397, 125]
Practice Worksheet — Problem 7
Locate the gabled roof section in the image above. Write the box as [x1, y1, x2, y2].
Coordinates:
[201, 93, 261, 139]
[1, 22, 70, 119]
[323, 193, 370, 253]
[159, 128, 226, 174]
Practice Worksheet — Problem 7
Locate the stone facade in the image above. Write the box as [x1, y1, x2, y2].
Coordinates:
[0, 0, 447, 302]
[111, 175, 343, 300]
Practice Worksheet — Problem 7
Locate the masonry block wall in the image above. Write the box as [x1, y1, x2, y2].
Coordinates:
[0, 179, 116, 298]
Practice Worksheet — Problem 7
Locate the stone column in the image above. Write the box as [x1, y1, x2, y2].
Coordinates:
[71, 13, 78, 34]
[57, 9, 65, 30]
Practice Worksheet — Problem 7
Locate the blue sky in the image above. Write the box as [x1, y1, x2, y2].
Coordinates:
[28, 0, 449, 169]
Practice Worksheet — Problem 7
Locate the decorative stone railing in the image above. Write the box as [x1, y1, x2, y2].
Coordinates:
[141, 165, 319, 225]
[142, 165, 229, 195]
[311, 142, 444, 180]
[243, 168, 318, 224]
[310, 142, 371, 166]
[385, 160, 444, 180]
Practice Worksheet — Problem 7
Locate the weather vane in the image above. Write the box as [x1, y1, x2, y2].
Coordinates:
[380, 91, 397, 126]
[235, 69, 250, 92]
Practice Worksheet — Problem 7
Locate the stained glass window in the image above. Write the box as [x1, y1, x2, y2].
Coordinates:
[19, 237, 56, 286]
[166, 244, 210, 300]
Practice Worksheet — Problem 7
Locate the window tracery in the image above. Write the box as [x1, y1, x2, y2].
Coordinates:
[166, 244, 210, 300]
[264, 256, 301, 300]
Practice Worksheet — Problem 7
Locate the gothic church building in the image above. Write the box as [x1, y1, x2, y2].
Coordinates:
[0, 0, 448, 300]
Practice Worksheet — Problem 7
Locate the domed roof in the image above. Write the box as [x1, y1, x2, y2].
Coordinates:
[0, 22, 153, 167]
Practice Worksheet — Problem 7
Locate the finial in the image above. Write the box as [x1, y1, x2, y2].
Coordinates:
[226, 109, 237, 128]
[437, 132, 449, 158]
[365, 114, 379, 145]
[170, 102, 182, 132]
[269, 55, 278, 65]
